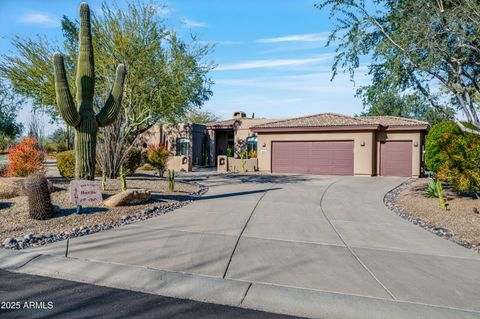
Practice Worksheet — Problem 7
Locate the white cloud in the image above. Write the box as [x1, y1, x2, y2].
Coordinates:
[216, 54, 334, 71]
[180, 17, 207, 28]
[199, 40, 244, 46]
[257, 32, 329, 43]
[153, 5, 172, 17]
[20, 12, 59, 27]
[215, 71, 370, 94]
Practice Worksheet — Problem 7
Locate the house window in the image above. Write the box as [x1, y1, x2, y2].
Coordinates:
[246, 136, 257, 157]
[176, 138, 190, 156]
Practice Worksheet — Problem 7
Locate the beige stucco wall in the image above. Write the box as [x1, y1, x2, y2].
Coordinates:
[376, 130, 423, 177]
[137, 125, 161, 147]
[167, 155, 191, 172]
[256, 131, 376, 176]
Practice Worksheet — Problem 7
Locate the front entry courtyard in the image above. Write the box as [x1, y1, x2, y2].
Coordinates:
[3, 172, 480, 318]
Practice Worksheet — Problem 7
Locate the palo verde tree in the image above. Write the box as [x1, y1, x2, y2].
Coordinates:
[53, 3, 126, 179]
[317, 0, 480, 132]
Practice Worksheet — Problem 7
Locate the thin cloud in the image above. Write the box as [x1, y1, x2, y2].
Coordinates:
[19, 12, 59, 27]
[180, 17, 207, 28]
[199, 40, 244, 45]
[257, 32, 329, 43]
[153, 5, 172, 17]
[216, 54, 334, 71]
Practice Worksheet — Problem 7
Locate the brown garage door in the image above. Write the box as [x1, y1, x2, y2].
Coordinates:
[271, 141, 354, 175]
[380, 141, 412, 176]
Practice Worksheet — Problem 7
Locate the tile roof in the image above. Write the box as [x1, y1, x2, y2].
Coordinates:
[252, 113, 428, 129]
[360, 116, 429, 126]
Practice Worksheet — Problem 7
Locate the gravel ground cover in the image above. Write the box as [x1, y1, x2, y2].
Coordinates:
[0, 173, 206, 250]
[385, 178, 480, 252]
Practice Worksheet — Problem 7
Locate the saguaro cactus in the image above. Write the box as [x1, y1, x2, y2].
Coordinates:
[53, 2, 126, 180]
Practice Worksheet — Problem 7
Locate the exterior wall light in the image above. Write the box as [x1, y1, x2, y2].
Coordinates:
[360, 141, 366, 147]
[414, 141, 419, 147]
[262, 142, 266, 148]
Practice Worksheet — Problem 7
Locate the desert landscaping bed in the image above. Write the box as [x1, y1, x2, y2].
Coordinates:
[385, 178, 480, 252]
[0, 174, 206, 250]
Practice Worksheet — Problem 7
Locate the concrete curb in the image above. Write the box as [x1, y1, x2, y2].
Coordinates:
[243, 282, 480, 319]
[1, 249, 479, 319]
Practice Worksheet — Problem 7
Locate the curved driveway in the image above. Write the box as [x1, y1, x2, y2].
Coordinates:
[27, 173, 480, 318]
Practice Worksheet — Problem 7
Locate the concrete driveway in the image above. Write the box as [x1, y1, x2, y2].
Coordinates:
[4, 173, 480, 318]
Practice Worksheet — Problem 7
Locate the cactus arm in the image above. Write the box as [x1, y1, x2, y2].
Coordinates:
[96, 64, 126, 127]
[53, 53, 81, 127]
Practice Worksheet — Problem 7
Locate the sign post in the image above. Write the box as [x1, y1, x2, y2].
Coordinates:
[69, 180, 103, 213]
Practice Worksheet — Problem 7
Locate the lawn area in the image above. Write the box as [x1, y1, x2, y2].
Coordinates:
[394, 179, 480, 251]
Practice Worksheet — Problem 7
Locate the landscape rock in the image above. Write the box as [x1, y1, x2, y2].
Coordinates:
[103, 189, 152, 207]
[0, 177, 54, 199]
[3, 238, 14, 246]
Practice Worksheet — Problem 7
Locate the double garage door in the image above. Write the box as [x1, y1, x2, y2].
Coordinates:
[271, 140, 412, 176]
[272, 141, 354, 175]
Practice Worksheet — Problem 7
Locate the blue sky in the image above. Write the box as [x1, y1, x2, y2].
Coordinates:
[0, 0, 370, 134]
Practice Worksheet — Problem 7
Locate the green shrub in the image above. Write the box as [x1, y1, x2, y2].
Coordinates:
[436, 129, 480, 192]
[147, 145, 169, 176]
[124, 148, 142, 175]
[57, 150, 102, 178]
[226, 145, 234, 157]
[425, 121, 461, 173]
[0, 135, 13, 151]
[424, 179, 438, 198]
[139, 163, 155, 171]
[56, 151, 75, 178]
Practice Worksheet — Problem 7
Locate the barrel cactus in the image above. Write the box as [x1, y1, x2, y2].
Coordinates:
[53, 2, 126, 180]
[24, 173, 53, 220]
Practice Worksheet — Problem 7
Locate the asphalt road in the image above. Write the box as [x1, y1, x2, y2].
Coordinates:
[0, 270, 302, 319]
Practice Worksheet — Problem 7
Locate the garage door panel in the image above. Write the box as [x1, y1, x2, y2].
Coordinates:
[272, 141, 353, 176]
[380, 141, 412, 177]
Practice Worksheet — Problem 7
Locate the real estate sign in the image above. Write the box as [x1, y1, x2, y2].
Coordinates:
[69, 180, 103, 206]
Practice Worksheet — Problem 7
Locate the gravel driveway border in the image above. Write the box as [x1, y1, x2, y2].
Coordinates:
[2, 183, 208, 250]
[383, 179, 479, 253]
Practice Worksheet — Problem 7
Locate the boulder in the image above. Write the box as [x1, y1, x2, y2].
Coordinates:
[0, 177, 54, 199]
[103, 189, 151, 207]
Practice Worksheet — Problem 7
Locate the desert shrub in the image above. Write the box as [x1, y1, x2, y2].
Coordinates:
[0, 162, 7, 176]
[56, 150, 102, 178]
[5, 137, 44, 177]
[226, 145, 234, 157]
[436, 129, 480, 192]
[425, 121, 461, 173]
[139, 163, 155, 171]
[146, 144, 169, 176]
[56, 150, 75, 178]
[424, 179, 438, 198]
[124, 148, 142, 175]
[0, 135, 13, 151]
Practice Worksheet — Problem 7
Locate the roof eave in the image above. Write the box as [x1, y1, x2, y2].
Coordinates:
[251, 124, 381, 133]
[384, 124, 429, 131]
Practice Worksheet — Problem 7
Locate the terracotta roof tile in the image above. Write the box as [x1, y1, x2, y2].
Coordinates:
[252, 113, 428, 129]
[360, 116, 429, 126]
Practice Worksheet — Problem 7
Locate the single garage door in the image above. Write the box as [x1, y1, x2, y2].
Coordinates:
[380, 141, 412, 176]
[272, 141, 354, 175]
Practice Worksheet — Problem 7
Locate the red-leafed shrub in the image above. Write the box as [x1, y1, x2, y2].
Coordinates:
[5, 137, 44, 177]
[146, 144, 169, 177]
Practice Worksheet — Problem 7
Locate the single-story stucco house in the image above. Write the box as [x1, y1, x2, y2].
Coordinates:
[139, 111, 428, 177]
